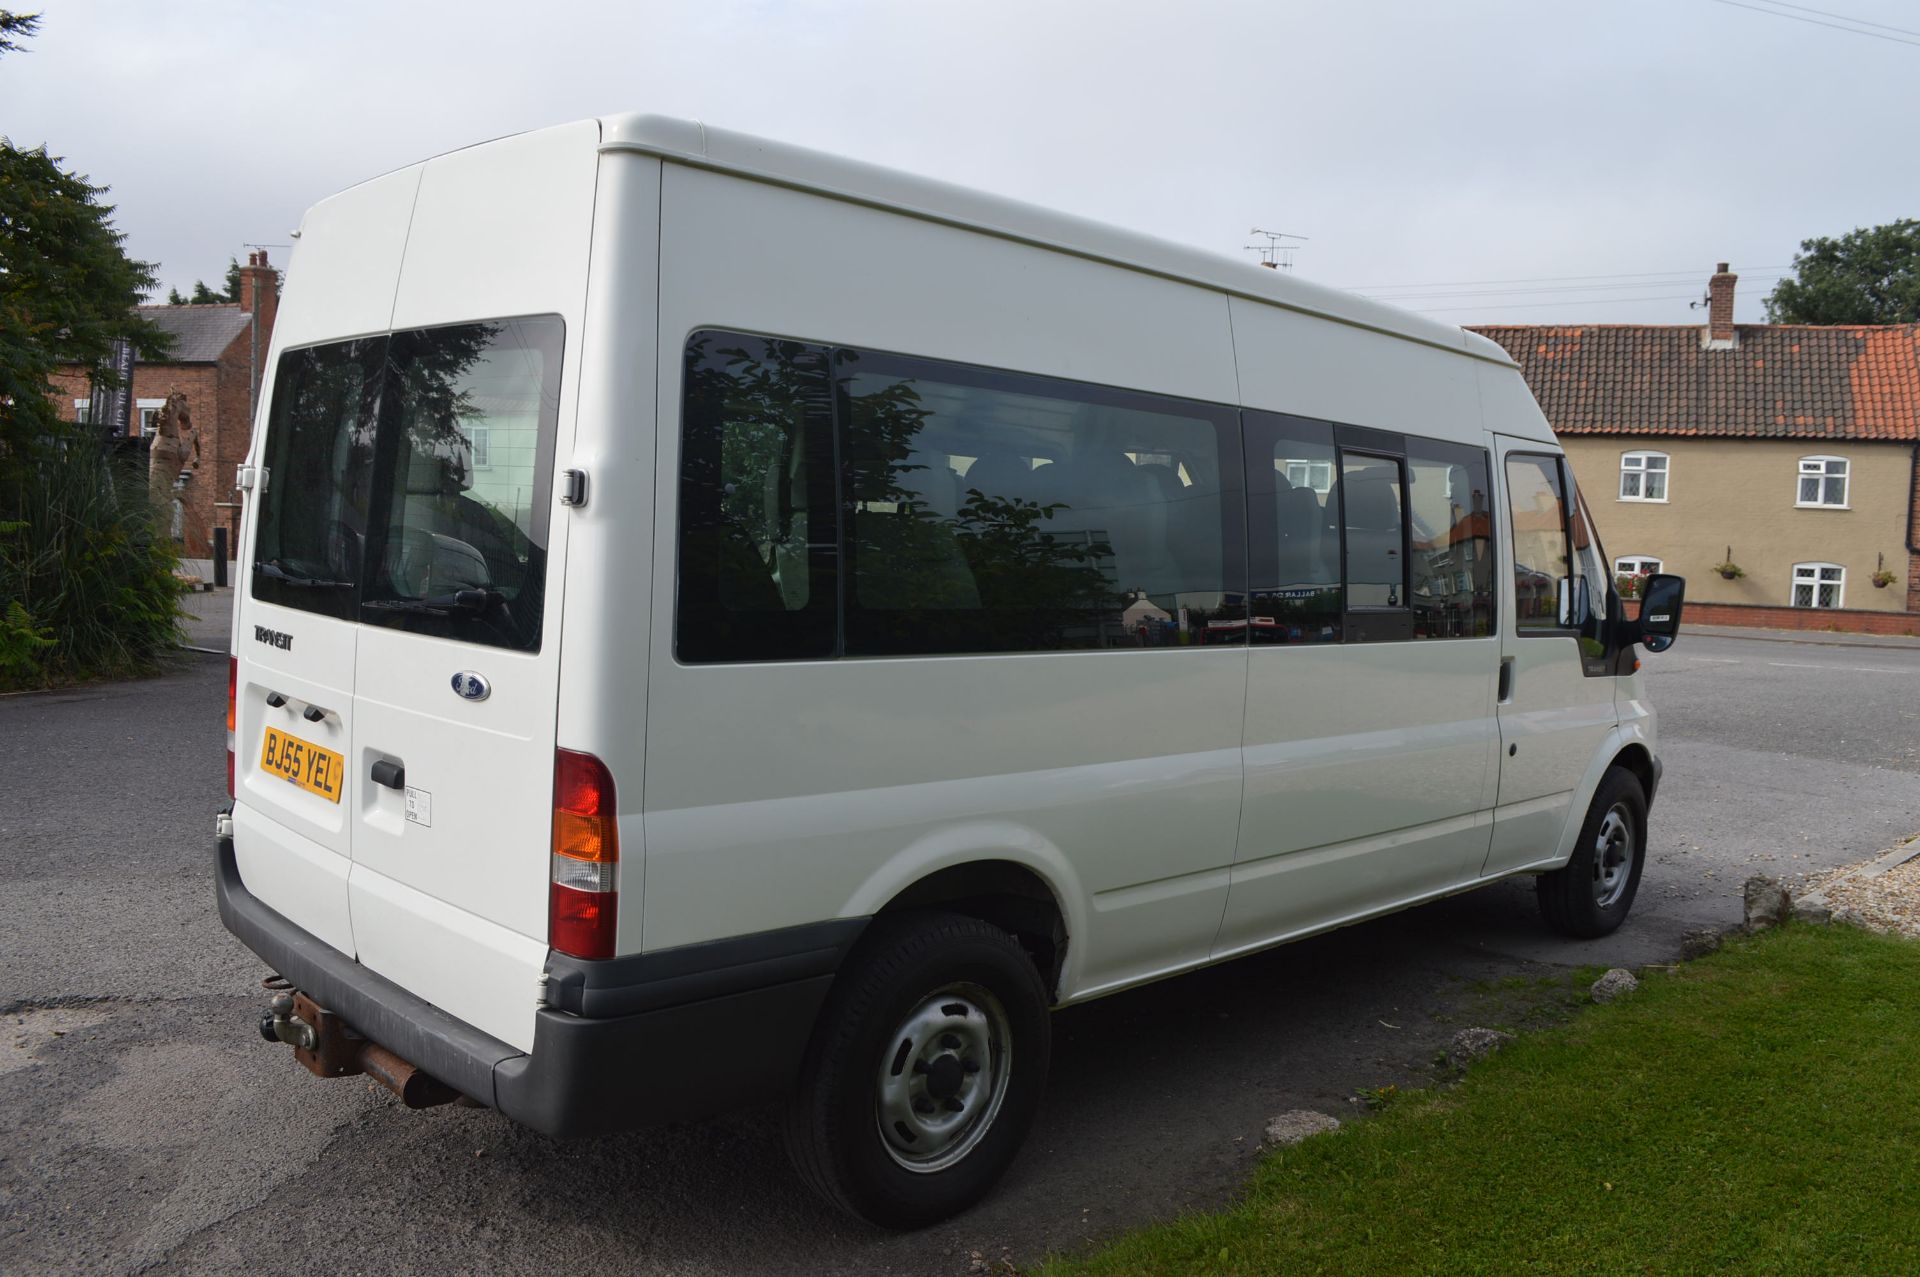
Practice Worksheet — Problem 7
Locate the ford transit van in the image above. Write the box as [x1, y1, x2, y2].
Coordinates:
[216, 114, 1685, 1227]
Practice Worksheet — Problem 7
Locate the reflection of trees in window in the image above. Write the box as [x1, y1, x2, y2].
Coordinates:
[843, 369, 1130, 652]
[254, 338, 388, 611]
[362, 319, 561, 652]
[678, 333, 835, 646]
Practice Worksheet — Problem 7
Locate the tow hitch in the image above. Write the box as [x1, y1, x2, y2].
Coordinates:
[257, 984, 460, 1109]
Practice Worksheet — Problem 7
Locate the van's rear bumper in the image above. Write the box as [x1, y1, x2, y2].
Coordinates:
[216, 832, 858, 1136]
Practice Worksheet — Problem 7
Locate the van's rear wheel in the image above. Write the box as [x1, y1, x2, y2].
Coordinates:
[1537, 766, 1648, 938]
[784, 911, 1050, 1228]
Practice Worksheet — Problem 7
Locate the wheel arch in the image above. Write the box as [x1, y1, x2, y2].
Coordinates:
[1546, 724, 1659, 869]
[1610, 741, 1657, 808]
[845, 842, 1080, 1001]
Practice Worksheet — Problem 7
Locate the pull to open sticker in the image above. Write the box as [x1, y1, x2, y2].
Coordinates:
[404, 786, 433, 828]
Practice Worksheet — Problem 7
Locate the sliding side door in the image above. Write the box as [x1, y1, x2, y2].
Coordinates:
[1217, 413, 1500, 957]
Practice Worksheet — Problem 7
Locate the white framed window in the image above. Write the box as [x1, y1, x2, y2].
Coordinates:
[462, 422, 491, 470]
[1613, 556, 1661, 598]
[137, 399, 167, 437]
[1283, 457, 1333, 494]
[1791, 562, 1845, 609]
[1619, 451, 1669, 502]
[1796, 455, 1848, 508]
[72, 398, 92, 425]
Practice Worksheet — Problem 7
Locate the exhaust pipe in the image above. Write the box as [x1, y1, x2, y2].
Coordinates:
[355, 1041, 458, 1109]
[258, 987, 458, 1109]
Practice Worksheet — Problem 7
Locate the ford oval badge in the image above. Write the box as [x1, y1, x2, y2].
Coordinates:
[451, 671, 491, 702]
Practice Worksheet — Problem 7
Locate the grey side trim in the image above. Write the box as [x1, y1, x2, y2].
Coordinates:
[215, 836, 519, 1105]
[544, 917, 868, 1018]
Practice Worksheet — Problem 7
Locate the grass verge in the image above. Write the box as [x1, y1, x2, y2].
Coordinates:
[1038, 924, 1920, 1277]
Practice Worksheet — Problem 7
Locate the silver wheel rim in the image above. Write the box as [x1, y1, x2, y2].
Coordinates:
[874, 983, 1012, 1174]
[1593, 803, 1635, 908]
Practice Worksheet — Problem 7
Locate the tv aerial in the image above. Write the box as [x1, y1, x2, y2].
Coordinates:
[1245, 227, 1309, 271]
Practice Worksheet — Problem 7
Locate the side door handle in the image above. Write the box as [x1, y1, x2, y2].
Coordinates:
[370, 759, 406, 790]
[1497, 657, 1515, 703]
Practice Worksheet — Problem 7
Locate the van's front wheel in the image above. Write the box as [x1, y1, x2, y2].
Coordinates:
[784, 912, 1050, 1228]
[1537, 766, 1648, 938]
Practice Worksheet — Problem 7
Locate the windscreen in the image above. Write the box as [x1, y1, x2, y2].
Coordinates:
[251, 315, 564, 652]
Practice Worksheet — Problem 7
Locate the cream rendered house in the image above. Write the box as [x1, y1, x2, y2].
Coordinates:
[1476, 265, 1920, 620]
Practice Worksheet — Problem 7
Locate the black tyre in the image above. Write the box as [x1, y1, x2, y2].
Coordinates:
[783, 911, 1051, 1228]
[1537, 766, 1648, 938]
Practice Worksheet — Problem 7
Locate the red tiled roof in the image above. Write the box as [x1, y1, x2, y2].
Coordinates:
[1468, 323, 1920, 442]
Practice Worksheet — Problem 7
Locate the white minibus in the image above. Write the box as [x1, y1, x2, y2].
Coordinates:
[217, 114, 1686, 1227]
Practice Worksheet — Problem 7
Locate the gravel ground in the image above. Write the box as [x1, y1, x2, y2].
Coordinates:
[1802, 840, 1920, 938]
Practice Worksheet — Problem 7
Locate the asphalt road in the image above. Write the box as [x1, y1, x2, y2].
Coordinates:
[5, 631, 1920, 1276]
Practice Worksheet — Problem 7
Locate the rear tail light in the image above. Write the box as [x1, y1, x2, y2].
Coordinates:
[226, 656, 237, 798]
[550, 748, 618, 959]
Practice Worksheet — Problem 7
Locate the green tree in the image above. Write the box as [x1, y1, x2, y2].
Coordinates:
[0, 10, 182, 685]
[0, 146, 172, 458]
[0, 9, 38, 55]
[1765, 219, 1920, 325]
[166, 257, 241, 305]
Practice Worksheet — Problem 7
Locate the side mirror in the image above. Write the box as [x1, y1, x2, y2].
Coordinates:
[1636, 573, 1685, 652]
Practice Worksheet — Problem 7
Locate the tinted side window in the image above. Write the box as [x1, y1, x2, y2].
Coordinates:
[1408, 441, 1494, 638]
[841, 354, 1244, 655]
[1244, 411, 1342, 644]
[1569, 484, 1614, 667]
[1341, 453, 1405, 609]
[677, 332, 837, 663]
[1506, 454, 1571, 632]
[252, 337, 388, 620]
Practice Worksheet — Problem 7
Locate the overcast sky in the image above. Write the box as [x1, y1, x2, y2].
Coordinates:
[5, 0, 1915, 326]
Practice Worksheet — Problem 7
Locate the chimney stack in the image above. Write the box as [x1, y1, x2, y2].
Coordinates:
[238, 249, 280, 424]
[237, 249, 278, 340]
[1705, 261, 1737, 348]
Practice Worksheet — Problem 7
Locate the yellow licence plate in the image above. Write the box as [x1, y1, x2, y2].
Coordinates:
[260, 726, 345, 803]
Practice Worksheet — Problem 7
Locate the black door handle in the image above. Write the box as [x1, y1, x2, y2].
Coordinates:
[370, 759, 406, 790]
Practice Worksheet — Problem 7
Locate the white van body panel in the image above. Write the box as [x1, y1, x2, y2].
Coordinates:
[598, 114, 1486, 365]
[271, 166, 421, 348]
[229, 800, 355, 955]
[553, 153, 664, 958]
[639, 163, 1249, 997]
[1226, 296, 1489, 442]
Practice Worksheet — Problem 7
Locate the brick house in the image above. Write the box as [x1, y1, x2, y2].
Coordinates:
[1474, 265, 1920, 632]
[47, 250, 279, 566]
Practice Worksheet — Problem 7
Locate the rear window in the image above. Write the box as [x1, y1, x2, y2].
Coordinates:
[252, 315, 564, 652]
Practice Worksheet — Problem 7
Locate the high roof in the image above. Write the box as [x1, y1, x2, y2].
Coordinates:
[1470, 323, 1920, 443]
[596, 113, 1516, 368]
[138, 304, 253, 363]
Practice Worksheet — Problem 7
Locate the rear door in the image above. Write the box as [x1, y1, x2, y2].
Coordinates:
[232, 166, 422, 956]
[1485, 439, 1619, 875]
[344, 123, 599, 1051]
[235, 335, 388, 956]
[346, 316, 570, 1050]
